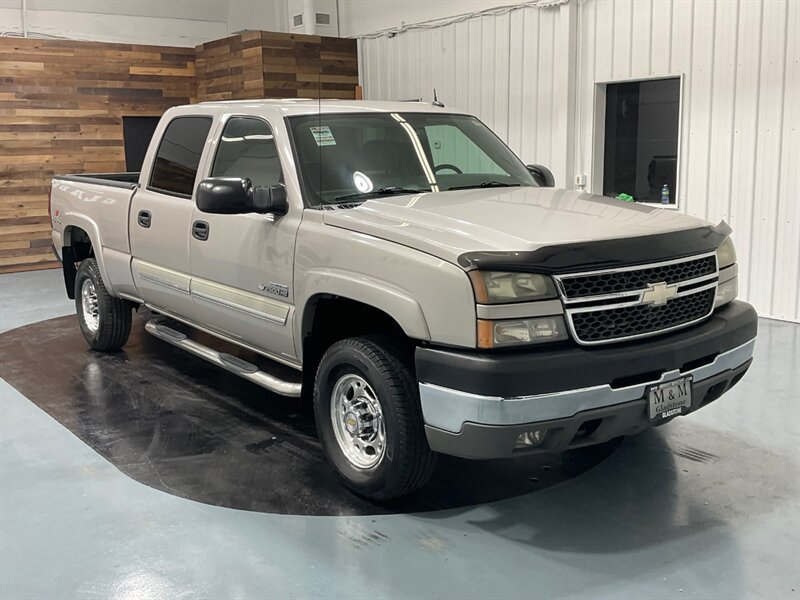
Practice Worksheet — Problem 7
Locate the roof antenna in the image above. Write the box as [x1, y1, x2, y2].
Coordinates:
[432, 89, 445, 108]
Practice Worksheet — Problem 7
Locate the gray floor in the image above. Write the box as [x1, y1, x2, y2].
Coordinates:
[1, 269, 798, 599]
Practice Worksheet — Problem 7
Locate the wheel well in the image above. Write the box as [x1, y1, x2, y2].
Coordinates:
[301, 295, 411, 401]
[62, 226, 94, 299]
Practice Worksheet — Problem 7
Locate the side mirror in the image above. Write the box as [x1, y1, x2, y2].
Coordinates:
[196, 177, 288, 216]
[254, 183, 288, 216]
[526, 164, 556, 187]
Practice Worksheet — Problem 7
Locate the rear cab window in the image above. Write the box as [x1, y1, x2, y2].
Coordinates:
[149, 116, 213, 198]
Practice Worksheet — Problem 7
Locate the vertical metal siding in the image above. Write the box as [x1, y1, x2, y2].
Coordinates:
[358, 5, 569, 183]
[357, 0, 799, 321]
[576, 0, 799, 322]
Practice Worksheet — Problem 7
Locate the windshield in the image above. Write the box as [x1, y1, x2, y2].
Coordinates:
[287, 112, 536, 206]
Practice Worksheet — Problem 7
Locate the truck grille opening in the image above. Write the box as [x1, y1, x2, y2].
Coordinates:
[555, 253, 719, 345]
[559, 255, 716, 299]
[571, 288, 716, 343]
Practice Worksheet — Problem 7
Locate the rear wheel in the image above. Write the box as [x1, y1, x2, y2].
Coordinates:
[75, 258, 132, 352]
[314, 336, 436, 500]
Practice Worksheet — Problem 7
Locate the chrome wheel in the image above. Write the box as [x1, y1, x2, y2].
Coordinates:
[330, 374, 386, 469]
[80, 278, 100, 333]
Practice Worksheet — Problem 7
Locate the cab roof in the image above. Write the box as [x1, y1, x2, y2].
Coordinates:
[194, 98, 468, 117]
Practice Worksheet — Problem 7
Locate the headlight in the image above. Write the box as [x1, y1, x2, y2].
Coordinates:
[469, 271, 557, 304]
[478, 316, 568, 348]
[715, 237, 737, 308]
[717, 237, 737, 268]
[715, 277, 738, 308]
[715, 262, 738, 308]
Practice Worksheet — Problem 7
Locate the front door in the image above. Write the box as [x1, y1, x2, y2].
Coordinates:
[188, 115, 301, 365]
[130, 115, 213, 318]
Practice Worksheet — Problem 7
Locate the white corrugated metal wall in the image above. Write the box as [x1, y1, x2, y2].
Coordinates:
[575, 0, 799, 322]
[358, 0, 800, 322]
[358, 4, 572, 184]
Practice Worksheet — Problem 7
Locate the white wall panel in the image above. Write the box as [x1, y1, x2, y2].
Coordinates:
[338, 0, 529, 38]
[726, 0, 761, 308]
[0, 0, 292, 44]
[357, 0, 799, 319]
[0, 0, 229, 22]
[772, 0, 800, 320]
[227, 0, 287, 35]
[0, 6, 228, 45]
[749, 0, 789, 315]
[359, 3, 570, 184]
[575, 0, 799, 322]
[631, 0, 652, 76]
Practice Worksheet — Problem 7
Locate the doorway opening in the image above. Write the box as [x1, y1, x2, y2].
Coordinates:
[596, 77, 681, 206]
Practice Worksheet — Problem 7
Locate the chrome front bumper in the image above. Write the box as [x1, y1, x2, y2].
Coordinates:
[419, 338, 755, 435]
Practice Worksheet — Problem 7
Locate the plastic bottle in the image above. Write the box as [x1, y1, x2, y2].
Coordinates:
[661, 184, 670, 205]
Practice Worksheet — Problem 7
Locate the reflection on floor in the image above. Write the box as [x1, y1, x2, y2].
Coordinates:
[0, 313, 620, 515]
[1, 269, 798, 599]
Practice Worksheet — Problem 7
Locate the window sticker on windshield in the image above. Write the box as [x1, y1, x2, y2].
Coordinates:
[310, 126, 336, 146]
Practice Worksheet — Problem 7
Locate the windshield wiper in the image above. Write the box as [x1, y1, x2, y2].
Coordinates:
[333, 187, 429, 203]
[447, 181, 521, 191]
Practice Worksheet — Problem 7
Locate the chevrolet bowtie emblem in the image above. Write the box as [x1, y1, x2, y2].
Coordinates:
[641, 281, 678, 306]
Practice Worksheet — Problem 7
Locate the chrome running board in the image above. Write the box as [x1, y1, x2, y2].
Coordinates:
[144, 319, 302, 398]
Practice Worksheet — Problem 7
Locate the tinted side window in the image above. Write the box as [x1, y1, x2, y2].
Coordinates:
[149, 116, 212, 197]
[211, 117, 281, 187]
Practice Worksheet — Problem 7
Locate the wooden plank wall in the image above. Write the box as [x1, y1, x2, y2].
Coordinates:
[263, 33, 358, 99]
[0, 37, 195, 273]
[195, 31, 358, 101]
[195, 32, 265, 101]
[0, 31, 359, 274]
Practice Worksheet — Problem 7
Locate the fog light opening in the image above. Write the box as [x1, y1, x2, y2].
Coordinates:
[515, 429, 548, 449]
[572, 419, 602, 442]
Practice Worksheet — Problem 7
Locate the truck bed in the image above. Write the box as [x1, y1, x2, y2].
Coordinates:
[50, 172, 141, 298]
[54, 172, 140, 189]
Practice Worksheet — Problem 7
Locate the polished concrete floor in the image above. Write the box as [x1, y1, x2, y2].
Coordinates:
[1, 269, 799, 599]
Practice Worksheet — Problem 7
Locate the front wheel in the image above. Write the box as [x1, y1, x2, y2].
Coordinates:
[75, 258, 132, 352]
[314, 336, 436, 500]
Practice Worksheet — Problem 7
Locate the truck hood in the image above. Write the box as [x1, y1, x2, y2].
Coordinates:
[321, 187, 712, 265]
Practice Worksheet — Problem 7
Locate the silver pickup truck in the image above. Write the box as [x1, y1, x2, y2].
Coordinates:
[50, 100, 757, 500]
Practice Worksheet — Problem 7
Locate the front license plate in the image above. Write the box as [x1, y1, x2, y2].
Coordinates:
[648, 376, 693, 421]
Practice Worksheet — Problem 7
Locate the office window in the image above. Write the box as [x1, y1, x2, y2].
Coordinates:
[602, 78, 680, 204]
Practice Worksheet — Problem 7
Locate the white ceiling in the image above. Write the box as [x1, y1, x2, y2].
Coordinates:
[0, 0, 230, 23]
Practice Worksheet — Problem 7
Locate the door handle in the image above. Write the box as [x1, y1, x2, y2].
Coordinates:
[137, 210, 151, 228]
[192, 220, 209, 241]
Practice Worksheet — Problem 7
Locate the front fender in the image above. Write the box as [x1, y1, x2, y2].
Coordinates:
[296, 268, 431, 349]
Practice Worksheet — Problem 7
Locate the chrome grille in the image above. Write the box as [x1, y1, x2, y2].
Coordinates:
[555, 252, 718, 345]
[560, 255, 717, 299]
[571, 288, 716, 343]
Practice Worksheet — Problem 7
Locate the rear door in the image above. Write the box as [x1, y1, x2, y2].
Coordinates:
[188, 115, 301, 365]
[130, 115, 213, 318]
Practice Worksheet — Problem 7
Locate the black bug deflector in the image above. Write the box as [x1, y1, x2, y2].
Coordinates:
[457, 223, 732, 274]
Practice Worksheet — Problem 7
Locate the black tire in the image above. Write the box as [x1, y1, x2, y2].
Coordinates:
[74, 258, 132, 352]
[314, 336, 436, 500]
